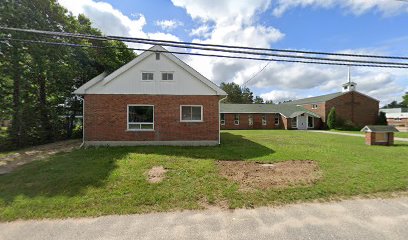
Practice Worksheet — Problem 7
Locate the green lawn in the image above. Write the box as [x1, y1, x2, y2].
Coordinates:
[330, 129, 408, 138]
[1, 130, 407, 221]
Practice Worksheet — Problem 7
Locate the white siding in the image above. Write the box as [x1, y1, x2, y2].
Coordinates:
[84, 52, 217, 95]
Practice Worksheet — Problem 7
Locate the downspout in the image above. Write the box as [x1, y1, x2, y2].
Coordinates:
[218, 96, 227, 145]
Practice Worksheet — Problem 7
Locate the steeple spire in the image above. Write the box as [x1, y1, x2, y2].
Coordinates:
[342, 67, 357, 92]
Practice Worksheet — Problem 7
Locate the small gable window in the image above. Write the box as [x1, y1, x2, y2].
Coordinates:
[312, 104, 318, 109]
[142, 72, 154, 81]
[162, 72, 174, 81]
[155, 52, 160, 60]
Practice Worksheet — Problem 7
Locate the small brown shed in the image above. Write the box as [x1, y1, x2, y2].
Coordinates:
[361, 125, 399, 146]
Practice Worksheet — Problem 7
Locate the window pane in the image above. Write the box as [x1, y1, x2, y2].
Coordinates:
[141, 124, 154, 129]
[220, 113, 225, 121]
[162, 73, 167, 80]
[128, 123, 141, 130]
[129, 106, 153, 123]
[167, 73, 173, 80]
[191, 107, 202, 120]
[182, 106, 192, 120]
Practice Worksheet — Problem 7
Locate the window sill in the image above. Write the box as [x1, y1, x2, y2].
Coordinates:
[126, 129, 155, 132]
[180, 120, 204, 123]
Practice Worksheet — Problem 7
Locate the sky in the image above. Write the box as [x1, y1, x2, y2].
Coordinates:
[58, 0, 408, 105]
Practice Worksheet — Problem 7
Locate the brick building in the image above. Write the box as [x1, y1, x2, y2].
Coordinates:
[381, 108, 408, 132]
[220, 104, 321, 130]
[221, 81, 379, 130]
[281, 81, 379, 128]
[74, 45, 227, 146]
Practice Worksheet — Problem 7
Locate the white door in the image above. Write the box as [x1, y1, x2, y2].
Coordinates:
[297, 114, 307, 130]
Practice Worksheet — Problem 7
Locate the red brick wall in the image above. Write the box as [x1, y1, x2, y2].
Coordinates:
[300, 92, 379, 128]
[221, 113, 321, 130]
[326, 91, 379, 128]
[221, 113, 283, 130]
[84, 95, 220, 142]
[299, 103, 327, 122]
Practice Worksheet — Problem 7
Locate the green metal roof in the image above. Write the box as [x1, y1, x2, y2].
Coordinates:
[220, 104, 321, 118]
[282, 92, 345, 105]
[361, 125, 399, 133]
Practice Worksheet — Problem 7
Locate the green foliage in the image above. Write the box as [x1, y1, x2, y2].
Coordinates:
[254, 96, 264, 104]
[377, 112, 388, 125]
[383, 93, 408, 108]
[1, 130, 407, 220]
[402, 92, 408, 107]
[0, 0, 136, 149]
[327, 107, 336, 129]
[220, 82, 254, 103]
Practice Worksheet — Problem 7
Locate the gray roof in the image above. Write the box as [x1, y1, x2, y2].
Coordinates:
[282, 92, 345, 105]
[361, 125, 399, 133]
[380, 108, 408, 113]
[220, 104, 321, 118]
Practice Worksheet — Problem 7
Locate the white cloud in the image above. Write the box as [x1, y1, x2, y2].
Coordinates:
[58, 0, 180, 50]
[190, 25, 212, 38]
[272, 0, 408, 17]
[155, 20, 183, 31]
[260, 90, 301, 103]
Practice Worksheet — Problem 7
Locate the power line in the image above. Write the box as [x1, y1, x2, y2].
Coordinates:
[2, 26, 408, 62]
[242, 61, 273, 87]
[2, 37, 408, 70]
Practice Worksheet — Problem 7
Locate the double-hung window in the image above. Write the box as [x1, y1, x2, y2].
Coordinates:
[311, 104, 318, 109]
[234, 114, 240, 125]
[181, 105, 203, 122]
[274, 114, 280, 126]
[248, 114, 253, 126]
[220, 113, 225, 125]
[262, 114, 267, 126]
[142, 72, 154, 81]
[161, 72, 173, 81]
[128, 105, 154, 131]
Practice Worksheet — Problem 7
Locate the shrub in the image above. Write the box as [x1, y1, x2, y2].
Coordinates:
[327, 107, 336, 129]
[377, 112, 387, 125]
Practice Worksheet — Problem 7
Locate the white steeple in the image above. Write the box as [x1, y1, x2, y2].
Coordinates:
[342, 67, 357, 92]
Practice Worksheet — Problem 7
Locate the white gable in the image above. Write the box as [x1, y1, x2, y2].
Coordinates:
[74, 45, 227, 96]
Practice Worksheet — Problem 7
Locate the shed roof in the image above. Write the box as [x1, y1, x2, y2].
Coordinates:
[220, 104, 321, 118]
[361, 125, 399, 133]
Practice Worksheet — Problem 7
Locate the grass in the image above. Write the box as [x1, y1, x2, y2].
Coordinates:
[330, 129, 408, 138]
[0, 130, 407, 221]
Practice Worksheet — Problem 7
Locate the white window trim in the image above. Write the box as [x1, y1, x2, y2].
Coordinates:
[161, 71, 175, 81]
[274, 114, 279, 126]
[262, 114, 267, 126]
[312, 104, 318, 109]
[141, 71, 154, 81]
[180, 105, 203, 122]
[308, 116, 314, 128]
[248, 115, 253, 126]
[127, 104, 155, 131]
[234, 114, 240, 125]
[220, 113, 225, 125]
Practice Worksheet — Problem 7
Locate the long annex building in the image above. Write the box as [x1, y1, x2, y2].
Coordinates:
[221, 82, 379, 130]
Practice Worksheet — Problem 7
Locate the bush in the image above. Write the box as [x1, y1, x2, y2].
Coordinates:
[377, 112, 387, 125]
[327, 107, 336, 129]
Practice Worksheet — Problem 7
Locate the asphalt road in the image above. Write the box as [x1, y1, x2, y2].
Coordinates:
[1, 197, 407, 240]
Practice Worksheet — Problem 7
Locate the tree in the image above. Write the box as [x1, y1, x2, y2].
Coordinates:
[377, 112, 387, 125]
[265, 100, 274, 104]
[254, 96, 264, 104]
[402, 92, 408, 107]
[0, 0, 136, 149]
[327, 107, 336, 129]
[220, 82, 254, 103]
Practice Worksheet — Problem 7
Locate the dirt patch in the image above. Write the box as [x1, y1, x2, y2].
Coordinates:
[0, 139, 81, 174]
[147, 166, 167, 183]
[217, 160, 321, 191]
[198, 197, 230, 210]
